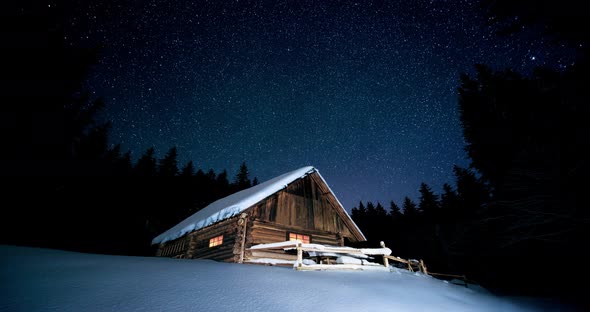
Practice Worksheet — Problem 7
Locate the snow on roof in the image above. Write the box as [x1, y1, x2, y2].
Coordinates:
[152, 166, 318, 245]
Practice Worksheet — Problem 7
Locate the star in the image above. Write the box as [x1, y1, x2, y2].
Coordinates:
[75, 0, 574, 209]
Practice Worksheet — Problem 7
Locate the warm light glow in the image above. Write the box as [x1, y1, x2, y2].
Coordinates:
[209, 235, 223, 247]
[288, 233, 310, 244]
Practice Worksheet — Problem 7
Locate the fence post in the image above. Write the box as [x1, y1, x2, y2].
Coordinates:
[380, 241, 389, 268]
[420, 259, 428, 274]
[296, 241, 303, 268]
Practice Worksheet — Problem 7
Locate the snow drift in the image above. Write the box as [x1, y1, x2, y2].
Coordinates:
[0, 245, 557, 312]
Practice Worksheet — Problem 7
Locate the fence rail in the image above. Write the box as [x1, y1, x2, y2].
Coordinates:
[249, 240, 468, 282]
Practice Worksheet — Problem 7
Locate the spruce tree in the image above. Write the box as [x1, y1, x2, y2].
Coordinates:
[234, 162, 252, 190]
[418, 182, 440, 220]
[1, 1, 105, 176]
[351, 205, 359, 219]
[389, 200, 403, 220]
[353, 201, 367, 236]
[402, 197, 418, 219]
[366, 202, 376, 217]
[104, 144, 122, 166]
[180, 161, 196, 177]
[440, 183, 459, 219]
[375, 202, 387, 218]
[206, 169, 216, 181]
[134, 147, 157, 177]
[158, 147, 179, 177]
[217, 169, 230, 190]
[116, 151, 133, 176]
[357, 201, 367, 216]
[453, 166, 490, 212]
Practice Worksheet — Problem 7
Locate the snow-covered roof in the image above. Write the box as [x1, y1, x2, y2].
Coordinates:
[153, 166, 364, 245]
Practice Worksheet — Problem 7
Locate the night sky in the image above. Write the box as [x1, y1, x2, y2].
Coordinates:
[65, 0, 573, 210]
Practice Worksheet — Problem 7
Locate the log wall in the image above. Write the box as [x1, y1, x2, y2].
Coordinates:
[184, 216, 241, 262]
[157, 235, 191, 258]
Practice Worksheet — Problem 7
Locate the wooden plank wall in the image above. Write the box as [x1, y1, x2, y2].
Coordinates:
[308, 173, 363, 241]
[248, 173, 355, 240]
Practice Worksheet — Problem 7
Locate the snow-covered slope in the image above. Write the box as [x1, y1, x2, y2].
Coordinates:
[0, 245, 556, 312]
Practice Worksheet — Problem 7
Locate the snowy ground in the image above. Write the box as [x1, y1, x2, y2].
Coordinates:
[0, 245, 566, 312]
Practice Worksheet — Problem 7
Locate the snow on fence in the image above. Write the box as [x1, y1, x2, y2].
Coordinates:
[247, 240, 473, 287]
[248, 240, 428, 272]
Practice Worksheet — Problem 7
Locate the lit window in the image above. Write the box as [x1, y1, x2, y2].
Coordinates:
[209, 235, 223, 247]
[288, 233, 310, 244]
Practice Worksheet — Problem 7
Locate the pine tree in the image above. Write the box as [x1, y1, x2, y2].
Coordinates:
[103, 144, 132, 176]
[357, 201, 367, 216]
[366, 202, 376, 217]
[351, 206, 359, 219]
[101, 143, 121, 175]
[134, 147, 157, 177]
[217, 169, 229, 190]
[104, 144, 122, 166]
[375, 202, 387, 218]
[402, 197, 418, 219]
[389, 200, 403, 220]
[460, 2, 590, 297]
[180, 161, 195, 177]
[195, 169, 205, 178]
[116, 151, 133, 176]
[234, 162, 252, 190]
[1, 1, 105, 176]
[252, 177, 259, 186]
[440, 183, 459, 219]
[453, 166, 490, 212]
[418, 182, 440, 220]
[206, 169, 216, 181]
[352, 201, 367, 232]
[158, 147, 179, 177]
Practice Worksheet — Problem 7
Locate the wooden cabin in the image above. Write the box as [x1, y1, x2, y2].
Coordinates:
[152, 166, 366, 263]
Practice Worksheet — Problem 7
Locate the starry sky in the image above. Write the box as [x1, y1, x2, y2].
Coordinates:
[66, 0, 573, 210]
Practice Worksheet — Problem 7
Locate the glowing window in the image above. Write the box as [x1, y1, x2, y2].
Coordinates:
[288, 233, 310, 244]
[209, 235, 223, 247]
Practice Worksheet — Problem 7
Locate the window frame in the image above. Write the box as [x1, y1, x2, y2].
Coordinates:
[287, 232, 311, 244]
[209, 235, 224, 248]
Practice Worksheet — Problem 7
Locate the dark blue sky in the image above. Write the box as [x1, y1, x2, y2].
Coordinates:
[71, 0, 572, 210]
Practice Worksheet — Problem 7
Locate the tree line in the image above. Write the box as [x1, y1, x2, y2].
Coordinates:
[350, 166, 489, 281]
[4, 141, 259, 256]
[0, 1, 260, 256]
[352, 58, 587, 298]
[350, 0, 588, 301]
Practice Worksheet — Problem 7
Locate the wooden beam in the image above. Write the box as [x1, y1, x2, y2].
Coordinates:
[420, 259, 428, 274]
[308, 173, 366, 242]
[238, 213, 248, 264]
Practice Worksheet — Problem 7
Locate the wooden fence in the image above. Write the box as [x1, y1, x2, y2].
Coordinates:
[249, 240, 469, 286]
